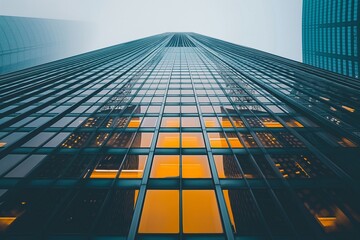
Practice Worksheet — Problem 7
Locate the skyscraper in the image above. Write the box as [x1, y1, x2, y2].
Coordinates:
[0, 15, 93, 74]
[303, 0, 360, 78]
[0, 33, 359, 239]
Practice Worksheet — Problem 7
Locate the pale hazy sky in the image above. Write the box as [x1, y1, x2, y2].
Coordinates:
[0, 0, 303, 61]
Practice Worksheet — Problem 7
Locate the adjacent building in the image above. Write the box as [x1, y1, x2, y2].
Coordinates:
[303, 0, 360, 78]
[0, 15, 93, 74]
[0, 33, 359, 239]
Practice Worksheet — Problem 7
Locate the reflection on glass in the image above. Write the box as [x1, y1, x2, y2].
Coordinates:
[138, 190, 179, 233]
[89, 132, 110, 147]
[239, 133, 258, 148]
[150, 155, 179, 178]
[61, 132, 91, 148]
[161, 117, 180, 128]
[204, 117, 220, 128]
[131, 132, 153, 148]
[182, 155, 211, 178]
[147, 106, 161, 113]
[236, 155, 260, 179]
[119, 155, 147, 178]
[181, 117, 200, 127]
[283, 117, 304, 128]
[182, 133, 205, 148]
[214, 155, 242, 178]
[140, 117, 157, 127]
[260, 117, 283, 128]
[90, 155, 124, 178]
[106, 132, 135, 148]
[230, 116, 245, 127]
[255, 132, 282, 148]
[164, 105, 180, 113]
[225, 132, 243, 148]
[208, 132, 229, 148]
[219, 117, 233, 128]
[0, 217, 16, 231]
[297, 189, 353, 233]
[156, 133, 180, 148]
[181, 105, 197, 113]
[183, 190, 223, 233]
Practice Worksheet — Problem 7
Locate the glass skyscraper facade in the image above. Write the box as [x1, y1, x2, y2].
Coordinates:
[0, 33, 359, 239]
[303, 0, 360, 78]
[0, 15, 92, 75]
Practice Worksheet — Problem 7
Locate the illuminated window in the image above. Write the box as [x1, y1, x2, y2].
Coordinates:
[89, 132, 110, 147]
[150, 155, 179, 178]
[183, 190, 223, 233]
[225, 132, 243, 148]
[239, 133, 258, 148]
[260, 117, 283, 128]
[214, 155, 242, 178]
[208, 132, 229, 148]
[138, 190, 179, 233]
[181, 117, 200, 127]
[119, 155, 147, 178]
[156, 133, 180, 148]
[127, 117, 141, 128]
[61, 132, 91, 148]
[90, 155, 124, 178]
[204, 117, 220, 127]
[219, 117, 233, 128]
[182, 155, 211, 178]
[0, 217, 17, 231]
[161, 117, 180, 128]
[181, 132, 205, 148]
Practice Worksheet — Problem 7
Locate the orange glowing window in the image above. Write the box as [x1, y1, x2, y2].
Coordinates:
[182, 133, 205, 148]
[182, 190, 223, 233]
[222, 190, 236, 230]
[127, 117, 141, 128]
[150, 155, 179, 178]
[182, 155, 211, 178]
[219, 117, 233, 128]
[204, 117, 220, 128]
[119, 155, 147, 178]
[284, 118, 304, 128]
[260, 117, 283, 128]
[138, 190, 179, 233]
[0, 217, 16, 231]
[226, 133, 243, 148]
[208, 132, 229, 148]
[90, 169, 118, 178]
[156, 133, 180, 148]
[161, 117, 180, 128]
[181, 117, 200, 127]
[341, 105, 355, 113]
[0, 142, 6, 148]
[338, 137, 357, 147]
[317, 216, 337, 228]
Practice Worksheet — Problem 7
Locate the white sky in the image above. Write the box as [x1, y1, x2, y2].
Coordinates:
[0, 0, 303, 61]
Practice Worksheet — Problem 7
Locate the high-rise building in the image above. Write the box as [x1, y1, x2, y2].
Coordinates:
[0, 15, 93, 75]
[303, 0, 360, 78]
[0, 33, 359, 239]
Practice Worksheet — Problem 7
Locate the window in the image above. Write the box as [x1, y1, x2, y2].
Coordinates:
[150, 155, 179, 178]
[208, 132, 229, 148]
[138, 190, 179, 233]
[161, 117, 180, 128]
[156, 133, 180, 148]
[181, 133, 205, 148]
[182, 155, 211, 178]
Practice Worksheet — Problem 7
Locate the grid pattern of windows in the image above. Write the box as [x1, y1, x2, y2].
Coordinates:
[0, 33, 359, 239]
[303, 0, 360, 78]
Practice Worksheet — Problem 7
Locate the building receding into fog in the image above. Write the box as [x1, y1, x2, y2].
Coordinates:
[0, 15, 93, 74]
[0, 33, 359, 239]
[303, 0, 360, 78]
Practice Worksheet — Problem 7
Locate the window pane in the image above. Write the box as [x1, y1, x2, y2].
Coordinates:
[181, 117, 200, 127]
[131, 132, 153, 148]
[183, 190, 223, 233]
[119, 155, 147, 178]
[127, 117, 141, 128]
[161, 117, 180, 128]
[208, 132, 229, 148]
[156, 133, 180, 148]
[138, 190, 179, 233]
[214, 155, 242, 179]
[182, 155, 211, 178]
[204, 117, 220, 128]
[150, 155, 179, 178]
[181, 133, 205, 148]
